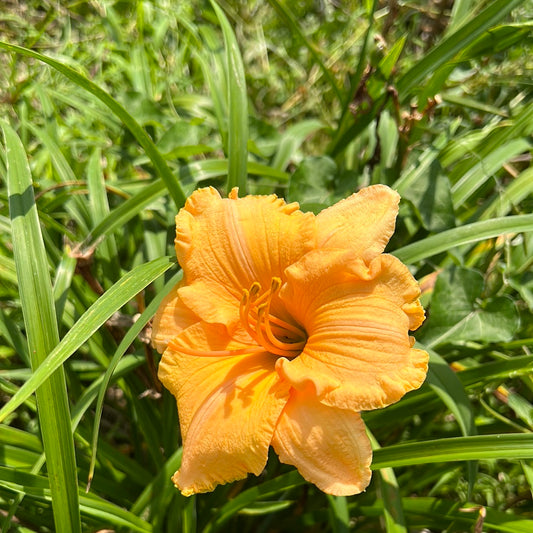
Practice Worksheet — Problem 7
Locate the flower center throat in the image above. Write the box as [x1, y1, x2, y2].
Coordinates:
[239, 277, 307, 358]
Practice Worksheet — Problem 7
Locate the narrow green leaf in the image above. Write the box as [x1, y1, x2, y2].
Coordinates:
[272, 119, 324, 171]
[83, 179, 166, 248]
[425, 348, 478, 497]
[3, 121, 81, 532]
[0, 467, 152, 532]
[482, 167, 533, 219]
[396, 0, 523, 100]
[0, 256, 176, 424]
[368, 432, 407, 533]
[0, 40, 186, 209]
[426, 350, 476, 438]
[204, 471, 306, 533]
[210, 0, 248, 193]
[393, 214, 533, 264]
[451, 138, 531, 207]
[88, 270, 183, 487]
[86, 148, 121, 282]
[327, 495, 350, 533]
[372, 434, 533, 469]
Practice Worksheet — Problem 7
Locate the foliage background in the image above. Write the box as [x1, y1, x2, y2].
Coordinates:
[0, 0, 532, 531]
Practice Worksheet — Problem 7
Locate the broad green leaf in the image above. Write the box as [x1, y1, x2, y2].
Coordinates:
[419, 267, 520, 347]
[2, 121, 81, 533]
[288, 156, 337, 211]
[399, 156, 455, 232]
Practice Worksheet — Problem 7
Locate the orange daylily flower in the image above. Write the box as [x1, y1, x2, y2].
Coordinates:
[152, 185, 428, 496]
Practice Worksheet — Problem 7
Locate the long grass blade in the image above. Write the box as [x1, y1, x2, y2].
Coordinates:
[372, 434, 533, 469]
[2, 122, 81, 532]
[0, 40, 186, 209]
[396, 0, 523, 100]
[88, 270, 183, 488]
[0, 256, 176, 423]
[210, 0, 249, 193]
[394, 214, 533, 264]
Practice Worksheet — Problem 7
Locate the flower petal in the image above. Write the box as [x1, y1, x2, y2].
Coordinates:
[174, 187, 316, 328]
[158, 321, 290, 495]
[278, 249, 428, 411]
[151, 283, 199, 353]
[272, 389, 372, 496]
[316, 185, 399, 261]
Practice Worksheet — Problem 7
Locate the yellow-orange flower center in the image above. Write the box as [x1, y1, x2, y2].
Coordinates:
[239, 278, 307, 358]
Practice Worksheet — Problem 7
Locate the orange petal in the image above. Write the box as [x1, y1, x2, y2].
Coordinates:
[316, 185, 399, 261]
[278, 250, 428, 411]
[272, 389, 372, 496]
[174, 187, 316, 328]
[151, 283, 199, 353]
[158, 321, 290, 495]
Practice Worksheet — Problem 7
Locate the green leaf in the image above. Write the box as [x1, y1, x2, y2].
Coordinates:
[210, 0, 249, 193]
[203, 471, 306, 533]
[272, 119, 324, 171]
[400, 157, 455, 232]
[2, 121, 81, 532]
[0, 467, 152, 532]
[425, 348, 478, 496]
[393, 214, 533, 264]
[372, 434, 533, 469]
[327, 495, 350, 533]
[368, 431, 407, 533]
[266, 0, 343, 103]
[288, 156, 337, 211]
[0, 40, 186, 209]
[451, 138, 531, 207]
[458, 23, 533, 60]
[419, 266, 520, 347]
[0, 256, 176, 424]
[396, 0, 523, 101]
[88, 269, 183, 487]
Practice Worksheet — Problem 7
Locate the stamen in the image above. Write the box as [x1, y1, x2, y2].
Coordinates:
[255, 305, 297, 357]
[262, 310, 307, 351]
[238, 277, 307, 358]
[239, 289, 259, 343]
[266, 315, 307, 339]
